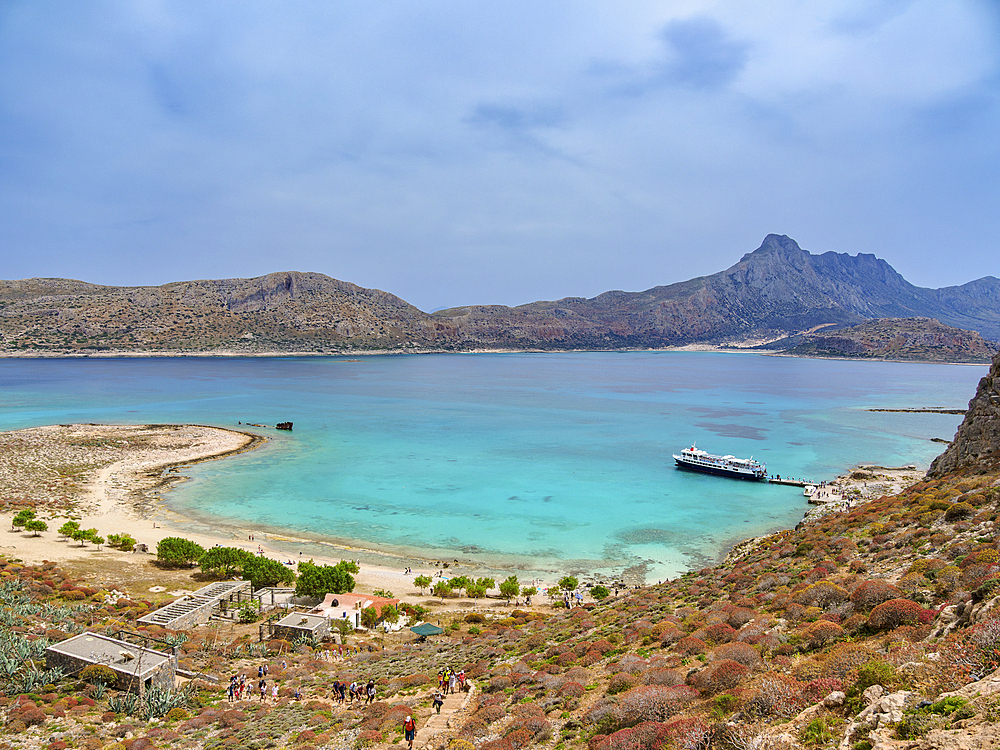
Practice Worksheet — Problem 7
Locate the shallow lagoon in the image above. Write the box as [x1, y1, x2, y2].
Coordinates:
[0, 352, 984, 580]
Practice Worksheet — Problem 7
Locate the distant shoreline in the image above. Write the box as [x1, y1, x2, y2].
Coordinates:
[1, 344, 992, 365]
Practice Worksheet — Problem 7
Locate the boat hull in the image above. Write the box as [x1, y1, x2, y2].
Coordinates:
[674, 457, 768, 481]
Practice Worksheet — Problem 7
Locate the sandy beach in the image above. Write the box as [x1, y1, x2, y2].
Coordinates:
[0, 423, 545, 607]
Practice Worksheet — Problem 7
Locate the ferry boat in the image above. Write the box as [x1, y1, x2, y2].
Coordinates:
[673, 444, 768, 481]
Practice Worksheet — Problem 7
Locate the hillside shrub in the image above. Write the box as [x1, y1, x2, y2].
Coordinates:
[615, 685, 697, 728]
[711, 642, 764, 669]
[945, 502, 975, 522]
[674, 636, 706, 656]
[804, 619, 844, 649]
[691, 659, 751, 694]
[607, 673, 635, 695]
[850, 580, 902, 611]
[739, 674, 806, 719]
[590, 721, 669, 750]
[867, 599, 926, 631]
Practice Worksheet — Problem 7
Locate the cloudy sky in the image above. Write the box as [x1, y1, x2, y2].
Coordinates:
[1, 1, 998, 311]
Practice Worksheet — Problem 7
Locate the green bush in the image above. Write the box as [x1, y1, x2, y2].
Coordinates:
[156, 536, 206, 567]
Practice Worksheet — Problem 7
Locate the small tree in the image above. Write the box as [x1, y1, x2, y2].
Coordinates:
[591, 584, 610, 601]
[558, 576, 579, 593]
[360, 606, 379, 630]
[89, 533, 105, 549]
[413, 574, 432, 594]
[199, 546, 255, 577]
[24, 519, 47, 537]
[107, 533, 136, 552]
[11, 509, 35, 531]
[238, 601, 260, 623]
[156, 536, 206, 567]
[521, 586, 538, 604]
[295, 560, 357, 598]
[467, 584, 486, 602]
[499, 575, 520, 604]
[243, 556, 295, 588]
[381, 604, 400, 624]
[476, 577, 496, 593]
[449, 575, 471, 595]
[432, 581, 453, 602]
[58, 520, 80, 539]
[70, 527, 92, 546]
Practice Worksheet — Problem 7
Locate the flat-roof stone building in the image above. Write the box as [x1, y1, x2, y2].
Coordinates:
[46, 632, 176, 692]
[270, 612, 331, 642]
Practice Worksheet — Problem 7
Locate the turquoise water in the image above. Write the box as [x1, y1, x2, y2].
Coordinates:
[0, 352, 984, 580]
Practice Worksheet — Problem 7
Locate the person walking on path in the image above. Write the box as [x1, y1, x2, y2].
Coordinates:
[432, 690, 444, 714]
[366, 678, 376, 704]
[404, 715, 416, 750]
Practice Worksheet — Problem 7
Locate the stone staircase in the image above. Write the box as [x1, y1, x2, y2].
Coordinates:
[416, 683, 476, 748]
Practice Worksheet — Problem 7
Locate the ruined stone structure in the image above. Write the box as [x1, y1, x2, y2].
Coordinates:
[137, 580, 252, 630]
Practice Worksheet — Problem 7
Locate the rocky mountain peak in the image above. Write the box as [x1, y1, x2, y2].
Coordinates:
[737, 233, 807, 263]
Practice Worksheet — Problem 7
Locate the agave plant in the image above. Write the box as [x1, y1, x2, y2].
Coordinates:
[142, 685, 189, 718]
[107, 690, 139, 715]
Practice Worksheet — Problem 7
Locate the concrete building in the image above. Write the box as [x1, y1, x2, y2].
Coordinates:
[269, 612, 332, 642]
[46, 632, 176, 692]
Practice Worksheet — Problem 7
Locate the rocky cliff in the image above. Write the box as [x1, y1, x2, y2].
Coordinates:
[929, 348, 1000, 475]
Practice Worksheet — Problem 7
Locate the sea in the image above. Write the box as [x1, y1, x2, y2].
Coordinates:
[0, 352, 986, 582]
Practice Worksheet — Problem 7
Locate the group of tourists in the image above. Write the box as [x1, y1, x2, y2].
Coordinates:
[330, 678, 377, 704]
[437, 668, 466, 694]
[226, 662, 300, 703]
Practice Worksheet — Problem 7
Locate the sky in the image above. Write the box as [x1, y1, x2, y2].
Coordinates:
[1, 1, 998, 312]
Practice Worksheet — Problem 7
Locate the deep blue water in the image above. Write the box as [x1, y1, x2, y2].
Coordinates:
[0, 352, 983, 580]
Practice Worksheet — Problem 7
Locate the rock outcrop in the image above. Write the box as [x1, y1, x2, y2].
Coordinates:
[929, 349, 1000, 476]
[784, 318, 998, 363]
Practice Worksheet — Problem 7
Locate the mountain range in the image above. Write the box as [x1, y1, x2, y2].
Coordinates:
[1, 234, 998, 355]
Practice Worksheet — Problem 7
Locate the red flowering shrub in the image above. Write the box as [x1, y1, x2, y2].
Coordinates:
[662, 716, 711, 750]
[711, 642, 763, 669]
[590, 721, 670, 750]
[804, 619, 844, 649]
[850, 580, 903, 611]
[702, 623, 736, 645]
[821, 643, 877, 679]
[726, 607, 756, 628]
[487, 675, 512, 692]
[867, 598, 926, 631]
[658, 626, 683, 646]
[478, 705, 506, 724]
[691, 659, 750, 694]
[674, 636, 706, 656]
[802, 677, 844, 702]
[559, 681, 586, 698]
